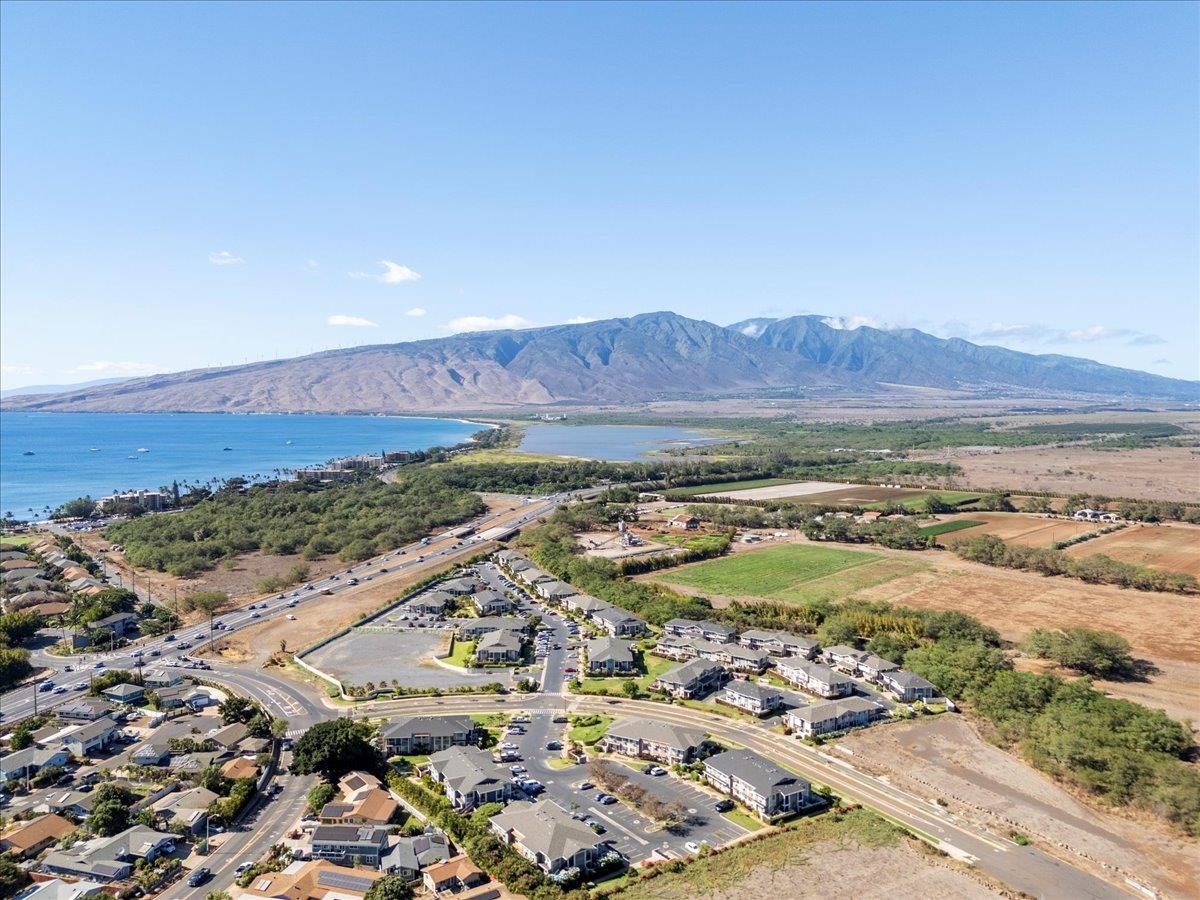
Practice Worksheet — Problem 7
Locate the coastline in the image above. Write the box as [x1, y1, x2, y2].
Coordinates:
[1, 412, 491, 522]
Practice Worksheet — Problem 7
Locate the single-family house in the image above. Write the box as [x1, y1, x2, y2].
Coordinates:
[1, 746, 70, 782]
[0, 814, 75, 858]
[382, 715, 480, 756]
[585, 637, 636, 676]
[720, 680, 785, 716]
[422, 855, 489, 895]
[770, 657, 853, 699]
[489, 800, 610, 875]
[153, 684, 188, 709]
[208, 721, 249, 751]
[381, 831, 452, 879]
[309, 824, 390, 866]
[426, 746, 513, 810]
[319, 787, 398, 826]
[9, 878, 104, 900]
[651, 658, 728, 699]
[85, 613, 137, 637]
[55, 699, 112, 723]
[703, 749, 814, 822]
[666, 514, 700, 531]
[879, 669, 938, 702]
[149, 786, 219, 834]
[220, 756, 259, 781]
[59, 718, 119, 758]
[41, 825, 175, 882]
[142, 670, 182, 689]
[599, 718, 708, 765]
[101, 683, 144, 705]
[785, 697, 887, 738]
[240, 860, 384, 899]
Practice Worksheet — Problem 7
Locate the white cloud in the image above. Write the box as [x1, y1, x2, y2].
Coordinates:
[347, 271, 371, 280]
[821, 315, 885, 331]
[0, 364, 38, 376]
[405, 307, 428, 318]
[209, 250, 245, 266]
[973, 322, 1046, 341]
[327, 315, 378, 327]
[564, 316, 597, 325]
[69, 361, 158, 375]
[446, 314, 536, 333]
[1064, 325, 1134, 343]
[377, 260, 422, 284]
[740, 323, 765, 337]
[305, 259, 319, 270]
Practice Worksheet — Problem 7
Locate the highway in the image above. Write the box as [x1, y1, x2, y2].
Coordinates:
[0, 491, 575, 724]
[1, 486, 1147, 899]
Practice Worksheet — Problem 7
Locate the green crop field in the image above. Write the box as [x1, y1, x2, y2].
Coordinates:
[653, 544, 923, 604]
[918, 519, 985, 537]
[864, 490, 982, 511]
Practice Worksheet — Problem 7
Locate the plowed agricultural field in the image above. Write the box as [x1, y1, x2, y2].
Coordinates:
[934, 512, 1100, 548]
[1065, 522, 1200, 577]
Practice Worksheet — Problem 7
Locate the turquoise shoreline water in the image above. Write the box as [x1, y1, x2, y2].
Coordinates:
[0, 412, 481, 518]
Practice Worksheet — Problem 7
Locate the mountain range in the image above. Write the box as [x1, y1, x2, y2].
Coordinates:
[4, 312, 1194, 413]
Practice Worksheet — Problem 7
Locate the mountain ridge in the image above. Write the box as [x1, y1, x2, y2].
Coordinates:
[4, 311, 1194, 413]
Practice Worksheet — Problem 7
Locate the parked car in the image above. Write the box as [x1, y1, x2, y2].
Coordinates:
[235, 861, 253, 875]
[576, 781, 594, 791]
[588, 821, 607, 834]
[684, 842, 702, 855]
[714, 799, 735, 812]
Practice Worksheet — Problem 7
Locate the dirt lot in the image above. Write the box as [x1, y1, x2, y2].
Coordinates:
[207, 539, 496, 667]
[933, 512, 1101, 548]
[620, 841, 1004, 900]
[916, 444, 1200, 503]
[838, 717, 1200, 899]
[576, 530, 675, 560]
[1064, 521, 1200, 576]
[697, 480, 854, 501]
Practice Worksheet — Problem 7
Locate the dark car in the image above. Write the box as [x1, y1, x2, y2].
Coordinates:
[186, 867, 211, 887]
[714, 799, 735, 812]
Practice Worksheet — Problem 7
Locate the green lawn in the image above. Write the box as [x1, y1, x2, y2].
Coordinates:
[445, 637, 477, 668]
[917, 519, 985, 537]
[722, 807, 765, 831]
[664, 478, 801, 498]
[675, 698, 759, 722]
[653, 532, 732, 553]
[576, 653, 674, 696]
[653, 543, 923, 604]
[569, 714, 613, 745]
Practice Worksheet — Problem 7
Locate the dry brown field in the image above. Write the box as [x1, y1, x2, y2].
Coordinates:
[917, 444, 1200, 503]
[1064, 522, 1200, 577]
[934, 512, 1100, 548]
[839, 717, 1200, 899]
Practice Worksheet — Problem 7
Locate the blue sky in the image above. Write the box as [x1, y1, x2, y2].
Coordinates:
[2, 1, 1197, 388]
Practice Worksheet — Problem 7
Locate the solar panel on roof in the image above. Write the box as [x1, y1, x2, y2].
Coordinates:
[316, 868, 376, 890]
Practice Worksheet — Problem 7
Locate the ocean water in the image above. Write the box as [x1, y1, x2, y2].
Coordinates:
[518, 423, 719, 461]
[0, 412, 481, 517]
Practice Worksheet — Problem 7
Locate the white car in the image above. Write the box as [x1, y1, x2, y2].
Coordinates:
[684, 842, 702, 855]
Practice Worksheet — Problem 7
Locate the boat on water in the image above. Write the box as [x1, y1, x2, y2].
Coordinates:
[127, 455, 138, 460]
[89, 448, 100, 452]
[285, 440, 293, 445]
[136, 447, 150, 453]
[22, 450, 35, 456]
[222, 447, 233, 451]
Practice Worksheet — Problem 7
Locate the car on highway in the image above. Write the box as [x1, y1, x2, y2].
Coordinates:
[250, 612, 260, 619]
[74, 681, 87, 690]
[53, 685, 68, 694]
[348, 577, 359, 585]
[186, 867, 211, 887]
[92, 661, 105, 669]
[38, 680, 53, 692]
[148, 648, 160, 656]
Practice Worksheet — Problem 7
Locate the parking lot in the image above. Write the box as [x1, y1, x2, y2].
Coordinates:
[487, 710, 750, 865]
